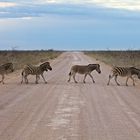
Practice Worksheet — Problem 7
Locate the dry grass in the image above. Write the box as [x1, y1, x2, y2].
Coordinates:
[84, 50, 140, 68]
[0, 50, 62, 70]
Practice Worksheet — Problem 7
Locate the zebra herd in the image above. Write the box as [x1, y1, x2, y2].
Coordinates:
[21, 62, 52, 84]
[0, 62, 14, 84]
[107, 66, 140, 86]
[68, 64, 101, 83]
[0, 62, 140, 86]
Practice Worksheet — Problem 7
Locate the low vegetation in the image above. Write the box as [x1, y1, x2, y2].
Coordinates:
[84, 50, 140, 68]
[0, 50, 62, 70]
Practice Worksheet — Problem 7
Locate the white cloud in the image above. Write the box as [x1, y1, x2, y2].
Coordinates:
[89, 0, 140, 11]
[38, 0, 140, 11]
[0, 2, 17, 8]
[1, 0, 140, 11]
[0, 0, 140, 19]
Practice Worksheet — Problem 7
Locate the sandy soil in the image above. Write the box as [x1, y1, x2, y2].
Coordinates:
[0, 52, 140, 140]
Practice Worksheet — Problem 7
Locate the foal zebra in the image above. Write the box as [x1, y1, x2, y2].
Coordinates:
[21, 62, 52, 84]
[68, 64, 101, 83]
[0, 62, 14, 84]
[107, 66, 140, 86]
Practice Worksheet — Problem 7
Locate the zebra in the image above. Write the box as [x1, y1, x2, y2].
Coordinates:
[0, 62, 14, 84]
[68, 64, 101, 83]
[107, 66, 140, 86]
[21, 62, 52, 84]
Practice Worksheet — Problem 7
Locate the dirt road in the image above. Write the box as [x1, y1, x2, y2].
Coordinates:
[0, 52, 140, 140]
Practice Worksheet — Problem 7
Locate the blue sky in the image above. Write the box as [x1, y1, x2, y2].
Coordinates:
[0, 0, 140, 50]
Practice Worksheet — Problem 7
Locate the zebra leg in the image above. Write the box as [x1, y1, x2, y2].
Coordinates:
[35, 75, 39, 84]
[1, 74, 4, 84]
[21, 71, 28, 84]
[126, 76, 135, 86]
[21, 71, 24, 84]
[88, 73, 95, 83]
[21, 76, 23, 84]
[130, 76, 135, 86]
[25, 76, 28, 84]
[68, 76, 71, 82]
[107, 74, 113, 85]
[73, 73, 78, 83]
[114, 75, 120, 86]
[41, 74, 47, 84]
[83, 73, 88, 83]
[0, 75, 2, 83]
[125, 76, 130, 86]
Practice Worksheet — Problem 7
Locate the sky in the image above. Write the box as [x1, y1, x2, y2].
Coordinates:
[0, 0, 140, 50]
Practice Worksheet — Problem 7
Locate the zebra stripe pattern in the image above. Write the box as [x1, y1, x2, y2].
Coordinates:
[107, 66, 140, 86]
[0, 62, 14, 84]
[21, 62, 52, 84]
[68, 64, 101, 83]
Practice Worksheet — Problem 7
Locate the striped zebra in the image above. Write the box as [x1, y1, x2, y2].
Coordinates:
[0, 62, 14, 84]
[107, 66, 140, 86]
[68, 64, 101, 83]
[21, 62, 52, 84]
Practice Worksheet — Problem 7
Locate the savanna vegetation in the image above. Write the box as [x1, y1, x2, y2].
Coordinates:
[0, 50, 62, 70]
[84, 50, 140, 68]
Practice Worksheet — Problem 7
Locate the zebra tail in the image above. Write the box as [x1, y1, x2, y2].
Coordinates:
[21, 70, 24, 84]
[21, 70, 25, 77]
[69, 72, 71, 76]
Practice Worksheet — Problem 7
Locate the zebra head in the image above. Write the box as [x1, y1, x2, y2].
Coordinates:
[40, 62, 52, 71]
[95, 64, 101, 74]
[4, 62, 14, 73]
[88, 64, 101, 74]
[133, 67, 140, 79]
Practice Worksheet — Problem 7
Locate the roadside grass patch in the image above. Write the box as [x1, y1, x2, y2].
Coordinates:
[0, 50, 62, 70]
[84, 50, 140, 68]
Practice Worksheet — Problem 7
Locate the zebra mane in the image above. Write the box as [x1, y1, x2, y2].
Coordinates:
[88, 64, 99, 66]
[39, 62, 49, 67]
[88, 64, 100, 71]
[130, 67, 140, 71]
